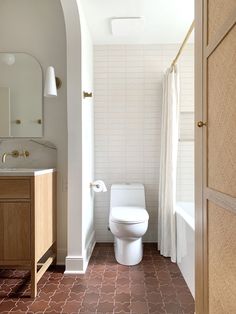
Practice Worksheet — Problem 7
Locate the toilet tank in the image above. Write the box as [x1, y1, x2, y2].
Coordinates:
[110, 183, 146, 208]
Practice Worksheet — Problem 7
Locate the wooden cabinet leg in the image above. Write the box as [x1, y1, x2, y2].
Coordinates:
[31, 262, 37, 298]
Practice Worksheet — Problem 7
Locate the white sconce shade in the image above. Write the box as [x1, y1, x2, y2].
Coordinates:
[44, 66, 57, 97]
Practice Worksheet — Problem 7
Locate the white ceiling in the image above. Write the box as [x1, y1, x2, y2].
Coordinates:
[81, 0, 194, 45]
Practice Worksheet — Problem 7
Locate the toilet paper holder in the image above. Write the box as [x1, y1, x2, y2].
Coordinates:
[90, 180, 107, 192]
[90, 182, 100, 188]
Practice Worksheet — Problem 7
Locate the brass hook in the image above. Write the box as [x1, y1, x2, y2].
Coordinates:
[83, 91, 93, 99]
[197, 121, 207, 128]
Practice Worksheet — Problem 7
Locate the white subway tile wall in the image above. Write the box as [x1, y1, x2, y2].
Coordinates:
[177, 45, 194, 202]
[94, 44, 194, 242]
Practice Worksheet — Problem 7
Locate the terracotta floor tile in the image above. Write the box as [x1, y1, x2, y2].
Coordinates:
[148, 302, 166, 313]
[62, 300, 82, 313]
[0, 300, 18, 312]
[130, 300, 149, 313]
[103, 272, 117, 279]
[0, 244, 194, 313]
[164, 302, 183, 314]
[41, 283, 58, 294]
[13, 299, 32, 312]
[116, 285, 131, 294]
[80, 301, 98, 312]
[114, 301, 131, 312]
[116, 278, 130, 286]
[163, 294, 179, 304]
[71, 283, 87, 294]
[97, 300, 114, 312]
[100, 293, 115, 303]
[115, 292, 131, 303]
[83, 292, 99, 304]
[177, 292, 194, 305]
[160, 284, 176, 296]
[130, 295, 147, 303]
[37, 291, 54, 301]
[86, 286, 101, 295]
[181, 302, 195, 313]
[27, 299, 50, 312]
[101, 283, 116, 293]
[44, 300, 65, 313]
[172, 277, 188, 287]
[146, 291, 163, 304]
[130, 283, 146, 296]
[59, 277, 76, 285]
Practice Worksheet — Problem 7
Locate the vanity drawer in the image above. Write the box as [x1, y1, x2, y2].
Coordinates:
[0, 179, 31, 199]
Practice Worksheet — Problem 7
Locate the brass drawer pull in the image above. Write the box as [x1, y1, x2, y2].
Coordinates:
[197, 121, 207, 128]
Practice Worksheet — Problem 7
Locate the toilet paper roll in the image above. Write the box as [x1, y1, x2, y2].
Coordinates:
[91, 180, 107, 193]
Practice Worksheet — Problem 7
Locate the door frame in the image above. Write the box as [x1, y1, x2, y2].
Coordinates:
[195, 0, 205, 312]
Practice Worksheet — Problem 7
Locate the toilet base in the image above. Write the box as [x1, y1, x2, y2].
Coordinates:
[114, 237, 143, 266]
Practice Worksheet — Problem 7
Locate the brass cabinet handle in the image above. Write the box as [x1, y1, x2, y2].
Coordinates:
[15, 119, 21, 124]
[197, 121, 207, 128]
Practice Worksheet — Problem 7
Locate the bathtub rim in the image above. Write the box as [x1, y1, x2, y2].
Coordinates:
[176, 201, 195, 231]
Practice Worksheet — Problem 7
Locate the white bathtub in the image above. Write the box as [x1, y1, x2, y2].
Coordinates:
[176, 202, 195, 298]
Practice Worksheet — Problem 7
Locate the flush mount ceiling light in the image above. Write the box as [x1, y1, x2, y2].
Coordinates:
[111, 17, 145, 37]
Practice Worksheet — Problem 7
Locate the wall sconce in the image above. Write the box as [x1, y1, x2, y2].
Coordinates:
[44, 66, 62, 98]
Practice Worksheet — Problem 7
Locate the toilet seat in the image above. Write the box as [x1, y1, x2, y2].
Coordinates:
[110, 206, 149, 224]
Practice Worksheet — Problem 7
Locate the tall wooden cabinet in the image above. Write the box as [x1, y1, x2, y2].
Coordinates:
[195, 1, 236, 313]
[0, 170, 56, 298]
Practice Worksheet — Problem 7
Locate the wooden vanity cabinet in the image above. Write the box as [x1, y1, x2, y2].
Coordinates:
[0, 172, 56, 298]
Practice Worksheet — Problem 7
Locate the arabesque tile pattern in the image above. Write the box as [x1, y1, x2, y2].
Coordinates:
[0, 244, 194, 313]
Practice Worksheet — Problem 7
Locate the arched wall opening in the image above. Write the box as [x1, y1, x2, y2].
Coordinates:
[60, 0, 95, 273]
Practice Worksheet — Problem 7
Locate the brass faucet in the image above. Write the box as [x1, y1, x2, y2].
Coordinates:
[2, 150, 30, 163]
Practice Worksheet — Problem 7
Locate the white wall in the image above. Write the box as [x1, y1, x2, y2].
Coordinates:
[0, 0, 67, 263]
[62, 0, 95, 273]
[177, 45, 194, 203]
[94, 44, 194, 242]
[80, 1, 95, 266]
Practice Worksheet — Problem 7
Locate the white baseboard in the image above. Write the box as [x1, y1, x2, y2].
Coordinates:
[64, 256, 84, 274]
[64, 231, 95, 274]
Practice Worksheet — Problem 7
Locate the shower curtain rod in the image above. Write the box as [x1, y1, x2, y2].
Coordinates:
[171, 21, 195, 69]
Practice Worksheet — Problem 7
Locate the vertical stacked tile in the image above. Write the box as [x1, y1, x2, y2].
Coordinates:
[94, 44, 194, 243]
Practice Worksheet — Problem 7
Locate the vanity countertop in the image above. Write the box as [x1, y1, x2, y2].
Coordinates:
[0, 168, 56, 176]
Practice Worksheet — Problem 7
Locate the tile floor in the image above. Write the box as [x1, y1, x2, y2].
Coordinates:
[0, 244, 194, 314]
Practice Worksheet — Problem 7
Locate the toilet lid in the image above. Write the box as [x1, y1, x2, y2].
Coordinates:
[110, 206, 149, 224]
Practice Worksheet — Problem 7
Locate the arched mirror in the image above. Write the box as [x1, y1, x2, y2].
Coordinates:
[0, 53, 43, 137]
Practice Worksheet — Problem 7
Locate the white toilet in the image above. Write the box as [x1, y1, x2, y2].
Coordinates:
[109, 183, 149, 266]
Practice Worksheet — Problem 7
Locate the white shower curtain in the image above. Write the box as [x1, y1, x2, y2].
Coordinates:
[158, 66, 180, 263]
